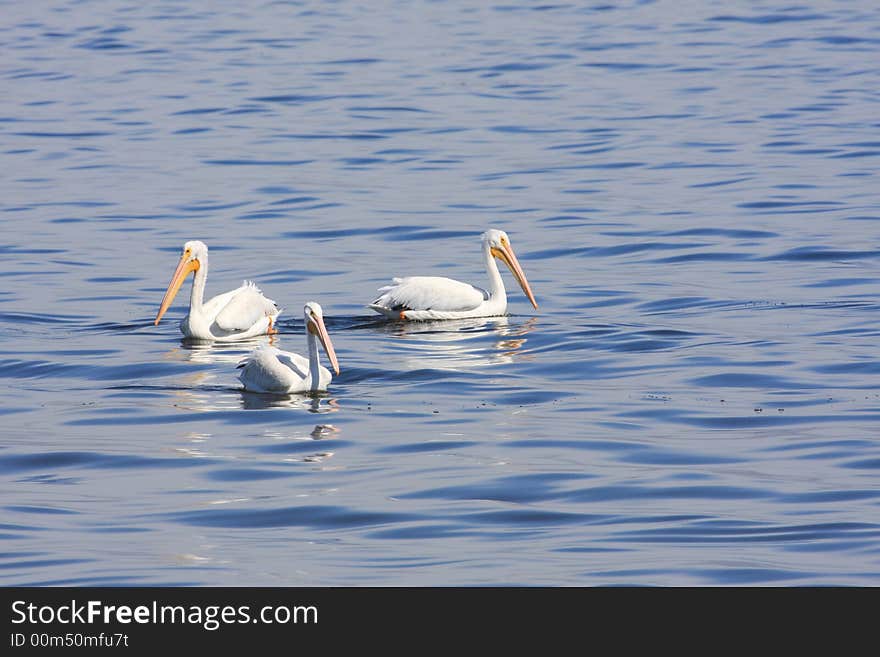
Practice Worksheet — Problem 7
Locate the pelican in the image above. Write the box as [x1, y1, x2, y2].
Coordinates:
[154, 240, 280, 341]
[369, 228, 537, 321]
[238, 302, 340, 393]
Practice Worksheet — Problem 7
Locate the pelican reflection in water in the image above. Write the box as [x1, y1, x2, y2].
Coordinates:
[371, 315, 538, 371]
[239, 391, 339, 412]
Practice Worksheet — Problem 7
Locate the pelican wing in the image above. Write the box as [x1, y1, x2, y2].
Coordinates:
[212, 281, 278, 332]
[238, 346, 308, 393]
[372, 276, 488, 312]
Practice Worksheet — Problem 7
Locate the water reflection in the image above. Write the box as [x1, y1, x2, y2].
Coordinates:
[172, 336, 276, 365]
[239, 391, 340, 412]
[174, 431, 213, 459]
[372, 316, 538, 370]
[168, 376, 242, 412]
[262, 426, 340, 465]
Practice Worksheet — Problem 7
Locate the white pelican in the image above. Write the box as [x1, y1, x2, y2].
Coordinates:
[369, 228, 538, 321]
[154, 240, 280, 341]
[237, 302, 340, 393]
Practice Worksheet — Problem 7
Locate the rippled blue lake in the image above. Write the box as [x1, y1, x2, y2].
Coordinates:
[1, 0, 879, 586]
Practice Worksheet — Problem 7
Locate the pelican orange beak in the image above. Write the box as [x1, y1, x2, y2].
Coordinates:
[154, 253, 200, 325]
[309, 313, 340, 375]
[492, 242, 538, 309]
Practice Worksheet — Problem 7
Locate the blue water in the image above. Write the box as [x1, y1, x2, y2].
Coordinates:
[1, 0, 879, 585]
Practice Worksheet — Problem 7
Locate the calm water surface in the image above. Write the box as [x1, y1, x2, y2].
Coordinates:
[1, 0, 879, 585]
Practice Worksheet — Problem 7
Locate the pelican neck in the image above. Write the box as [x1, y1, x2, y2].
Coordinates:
[189, 254, 208, 313]
[307, 325, 322, 391]
[483, 241, 505, 300]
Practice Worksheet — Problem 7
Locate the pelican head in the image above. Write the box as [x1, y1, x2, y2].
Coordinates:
[305, 301, 340, 375]
[154, 240, 208, 325]
[482, 229, 538, 309]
